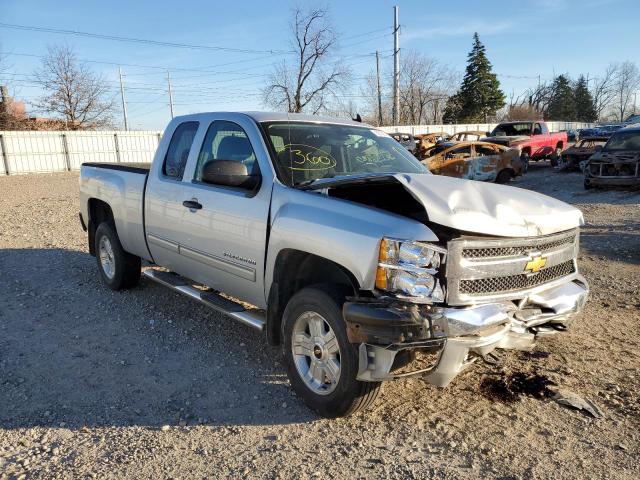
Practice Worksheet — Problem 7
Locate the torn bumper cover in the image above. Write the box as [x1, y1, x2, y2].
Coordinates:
[344, 276, 588, 386]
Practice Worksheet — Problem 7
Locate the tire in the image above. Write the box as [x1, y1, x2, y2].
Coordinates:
[94, 222, 141, 290]
[520, 151, 530, 173]
[551, 147, 562, 167]
[495, 169, 512, 184]
[584, 179, 593, 190]
[282, 286, 382, 417]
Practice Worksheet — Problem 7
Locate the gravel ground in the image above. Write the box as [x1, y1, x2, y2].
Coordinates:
[0, 165, 638, 479]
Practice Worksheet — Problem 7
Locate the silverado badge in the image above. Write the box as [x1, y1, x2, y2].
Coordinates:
[524, 255, 547, 274]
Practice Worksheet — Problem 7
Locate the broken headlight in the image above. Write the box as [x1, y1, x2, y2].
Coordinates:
[375, 238, 446, 303]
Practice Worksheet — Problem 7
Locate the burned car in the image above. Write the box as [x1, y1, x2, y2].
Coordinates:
[448, 130, 486, 142]
[560, 136, 608, 171]
[422, 141, 523, 183]
[584, 126, 640, 189]
[415, 132, 450, 159]
[391, 132, 418, 154]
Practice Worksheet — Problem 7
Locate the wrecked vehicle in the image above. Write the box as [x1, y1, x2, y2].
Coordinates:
[584, 126, 640, 189]
[448, 130, 486, 142]
[422, 141, 523, 183]
[483, 121, 567, 168]
[560, 137, 608, 171]
[80, 112, 588, 417]
[415, 132, 450, 159]
[391, 132, 417, 154]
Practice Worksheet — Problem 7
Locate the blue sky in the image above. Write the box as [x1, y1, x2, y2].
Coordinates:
[1, 0, 638, 129]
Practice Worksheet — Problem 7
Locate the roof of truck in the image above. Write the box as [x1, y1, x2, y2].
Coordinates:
[241, 111, 370, 126]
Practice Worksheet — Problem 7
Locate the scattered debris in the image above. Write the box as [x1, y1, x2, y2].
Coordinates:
[548, 387, 604, 418]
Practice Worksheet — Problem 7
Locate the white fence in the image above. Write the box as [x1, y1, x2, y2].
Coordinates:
[0, 130, 163, 175]
[378, 121, 594, 136]
[0, 122, 596, 176]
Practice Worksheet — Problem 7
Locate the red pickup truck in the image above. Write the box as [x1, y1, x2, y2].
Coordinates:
[483, 121, 567, 169]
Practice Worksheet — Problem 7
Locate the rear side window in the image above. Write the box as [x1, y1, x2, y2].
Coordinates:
[162, 121, 199, 179]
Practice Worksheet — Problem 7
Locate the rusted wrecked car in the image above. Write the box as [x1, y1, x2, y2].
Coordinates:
[448, 130, 486, 142]
[415, 132, 450, 159]
[391, 132, 417, 154]
[560, 136, 608, 171]
[584, 126, 640, 189]
[422, 141, 523, 183]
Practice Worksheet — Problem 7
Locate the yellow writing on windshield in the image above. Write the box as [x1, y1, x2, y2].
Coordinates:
[284, 144, 337, 171]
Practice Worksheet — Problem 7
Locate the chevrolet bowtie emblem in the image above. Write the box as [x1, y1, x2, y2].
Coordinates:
[524, 255, 546, 274]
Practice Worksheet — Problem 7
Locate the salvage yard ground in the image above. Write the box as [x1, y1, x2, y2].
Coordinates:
[0, 165, 638, 479]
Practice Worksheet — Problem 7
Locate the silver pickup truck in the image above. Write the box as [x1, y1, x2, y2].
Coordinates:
[79, 112, 589, 417]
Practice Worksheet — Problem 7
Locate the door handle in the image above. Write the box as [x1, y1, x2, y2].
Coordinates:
[182, 199, 202, 210]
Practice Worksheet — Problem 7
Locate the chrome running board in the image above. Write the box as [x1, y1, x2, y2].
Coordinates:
[142, 269, 265, 331]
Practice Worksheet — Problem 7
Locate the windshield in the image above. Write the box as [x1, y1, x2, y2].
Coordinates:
[262, 121, 428, 186]
[490, 123, 532, 136]
[604, 130, 640, 151]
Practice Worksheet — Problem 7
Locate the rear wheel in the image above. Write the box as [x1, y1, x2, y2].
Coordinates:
[551, 146, 562, 167]
[282, 287, 381, 417]
[520, 151, 530, 173]
[94, 222, 141, 290]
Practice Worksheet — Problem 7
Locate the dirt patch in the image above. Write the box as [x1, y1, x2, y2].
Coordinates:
[0, 169, 638, 479]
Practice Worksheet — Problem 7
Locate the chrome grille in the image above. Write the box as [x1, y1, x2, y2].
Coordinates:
[461, 235, 575, 259]
[460, 260, 575, 295]
[446, 229, 579, 305]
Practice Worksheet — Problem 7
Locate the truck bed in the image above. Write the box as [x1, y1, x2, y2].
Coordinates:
[79, 162, 151, 261]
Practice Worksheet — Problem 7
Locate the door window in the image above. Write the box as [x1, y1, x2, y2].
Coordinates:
[194, 121, 258, 182]
[162, 121, 199, 179]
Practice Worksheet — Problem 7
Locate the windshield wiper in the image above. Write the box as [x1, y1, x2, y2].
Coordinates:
[295, 175, 336, 189]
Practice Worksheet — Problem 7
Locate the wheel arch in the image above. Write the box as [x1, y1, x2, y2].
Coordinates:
[87, 198, 115, 256]
[266, 249, 361, 346]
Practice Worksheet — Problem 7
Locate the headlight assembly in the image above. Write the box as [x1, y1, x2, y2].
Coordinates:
[375, 238, 446, 303]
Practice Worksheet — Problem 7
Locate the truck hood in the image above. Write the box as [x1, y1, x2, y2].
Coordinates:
[309, 173, 583, 237]
[395, 174, 582, 237]
[482, 135, 530, 146]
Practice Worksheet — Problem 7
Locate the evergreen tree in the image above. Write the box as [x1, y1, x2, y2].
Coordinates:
[454, 33, 505, 122]
[442, 93, 462, 124]
[547, 75, 576, 120]
[573, 75, 597, 122]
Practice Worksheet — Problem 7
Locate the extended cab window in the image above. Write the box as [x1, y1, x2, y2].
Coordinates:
[162, 121, 199, 179]
[194, 121, 258, 183]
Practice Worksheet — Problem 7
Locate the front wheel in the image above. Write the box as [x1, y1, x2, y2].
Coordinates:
[282, 287, 381, 417]
[495, 169, 512, 184]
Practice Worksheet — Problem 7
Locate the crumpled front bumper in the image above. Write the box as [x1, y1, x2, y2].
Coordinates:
[344, 276, 589, 385]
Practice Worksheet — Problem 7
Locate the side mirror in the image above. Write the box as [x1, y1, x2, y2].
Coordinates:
[201, 160, 260, 190]
[485, 131, 491, 137]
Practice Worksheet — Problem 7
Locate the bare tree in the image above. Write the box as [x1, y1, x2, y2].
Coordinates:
[591, 64, 618, 121]
[398, 51, 454, 125]
[612, 61, 640, 122]
[34, 45, 115, 130]
[263, 6, 347, 113]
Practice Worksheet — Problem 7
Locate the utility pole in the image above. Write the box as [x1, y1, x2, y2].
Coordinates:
[392, 5, 400, 126]
[167, 71, 174, 119]
[375, 51, 383, 126]
[119, 67, 129, 131]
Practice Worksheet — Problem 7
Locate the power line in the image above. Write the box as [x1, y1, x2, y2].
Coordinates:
[0, 22, 293, 55]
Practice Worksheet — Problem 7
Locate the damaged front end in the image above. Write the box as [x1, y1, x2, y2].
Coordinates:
[344, 229, 589, 386]
[584, 152, 640, 188]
